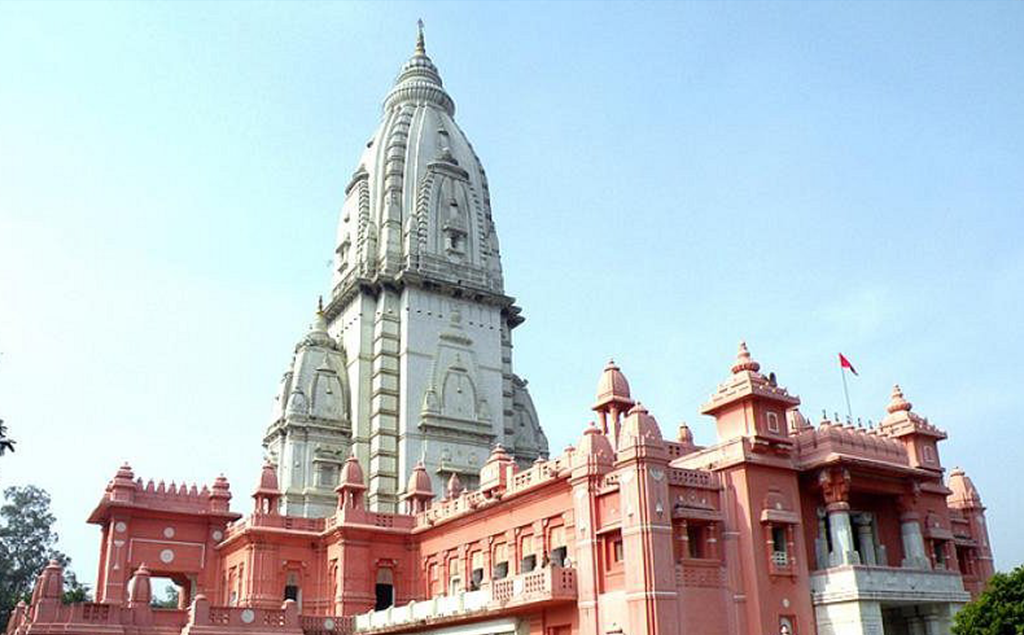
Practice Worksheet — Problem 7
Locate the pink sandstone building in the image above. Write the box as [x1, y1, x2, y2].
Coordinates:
[6, 27, 994, 635]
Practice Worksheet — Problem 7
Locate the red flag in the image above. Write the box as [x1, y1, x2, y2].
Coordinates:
[839, 353, 858, 376]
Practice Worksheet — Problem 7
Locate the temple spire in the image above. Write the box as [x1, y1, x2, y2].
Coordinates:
[415, 19, 426, 55]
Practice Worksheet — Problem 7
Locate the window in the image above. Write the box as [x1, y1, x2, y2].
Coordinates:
[448, 558, 461, 595]
[493, 543, 508, 579]
[284, 571, 301, 609]
[772, 526, 789, 565]
[933, 540, 947, 569]
[374, 568, 393, 610]
[551, 546, 568, 567]
[549, 526, 567, 566]
[470, 551, 483, 590]
[767, 411, 780, 434]
[687, 524, 704, 559]
[923, 445, 935, 464]
[779, 616, 795, 635]
[428, 562, 439, 597]
[337, 239, 351, 271]
[317, 464, 337, 488]
[613, 539, 624, 563]
[521, 535, 536, 572]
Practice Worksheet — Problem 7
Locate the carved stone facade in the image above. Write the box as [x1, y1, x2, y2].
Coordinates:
[264, 26, 547, 516]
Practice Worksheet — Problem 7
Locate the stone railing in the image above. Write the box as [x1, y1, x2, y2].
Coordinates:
[226, 514, 327, 540]
[182, 596, 301, 635]
[300, 615, 354, 635]
[352, 566, 577, 633]
[490, 565, 577, 606]
[810, 564, 971, 606]
[668, 468, 719, 489]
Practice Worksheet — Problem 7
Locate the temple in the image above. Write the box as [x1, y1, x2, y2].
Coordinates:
[5, 26, 995, 635]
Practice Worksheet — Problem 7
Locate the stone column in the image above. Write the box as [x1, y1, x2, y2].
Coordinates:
[819, 468, 859, 566]
[815, 508, 829, 570]
[827, 504, 859, 566]
[707, 521, 719, 560]
[899, 513, 930, 570]
[853, 514, 877, 566]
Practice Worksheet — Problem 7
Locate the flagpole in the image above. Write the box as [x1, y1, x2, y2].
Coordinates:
[841, 366, 853, 422]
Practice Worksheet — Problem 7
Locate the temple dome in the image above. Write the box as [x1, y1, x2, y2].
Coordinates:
[253, 463, 280, 497]
[404, 461, 433, 498]
[339, 454, 365, 489]
[594, 359, 633, 409]
[619, 403, 663, 446]
[575, 423, 614, 464]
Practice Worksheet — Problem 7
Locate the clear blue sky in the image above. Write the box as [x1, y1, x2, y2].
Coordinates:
[1, 1, 1022, 587]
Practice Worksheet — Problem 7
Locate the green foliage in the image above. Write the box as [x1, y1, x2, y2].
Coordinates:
[151, 584, 180, 609]
[0, 419, 14, 456]
[953, 565, 1024, 635]
[0, 486, 89, 630]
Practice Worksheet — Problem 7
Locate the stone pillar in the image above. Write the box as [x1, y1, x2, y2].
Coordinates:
[706, 521, 719, 560]
[853, 514, 877, 566]
[899, 513, 930, 569]
[820, 468, 858, 566]
[815, 508, 829, 570]
[827, 504, 859, 566]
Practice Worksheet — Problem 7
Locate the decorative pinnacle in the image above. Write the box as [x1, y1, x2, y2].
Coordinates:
[731, 341, 761, 374]
[887, 384, 912, 414]
[317, 295, 324, 314]
[415, 19, 426, 55]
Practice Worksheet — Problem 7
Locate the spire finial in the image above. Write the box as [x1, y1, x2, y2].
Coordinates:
[415, 19, 426, 55]
[887, 383, 912, 414]
[731, 340, 761, 374]
[317, 295, 324, 314]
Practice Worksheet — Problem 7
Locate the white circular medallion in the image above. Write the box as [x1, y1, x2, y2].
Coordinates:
[159, 549, 175, 564]
[782, 598, 791, 608]
[324, 619, 335, 631]
[163, 527, 175, 538]
[115, 521, 127, 533]
[212, 530, 224, 541]
[240, 609, 255, 624]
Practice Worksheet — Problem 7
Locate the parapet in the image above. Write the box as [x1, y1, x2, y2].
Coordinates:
[87, 463, 242, 524]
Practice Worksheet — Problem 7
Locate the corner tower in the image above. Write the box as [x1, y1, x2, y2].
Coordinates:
[264, 24, 547, 515]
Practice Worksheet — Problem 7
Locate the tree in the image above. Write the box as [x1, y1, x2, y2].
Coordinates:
[151, 584, 180, 609]
[953, 565, 1024, 635]
[0, 419, 14, 456]
[0, 486, 89, 629]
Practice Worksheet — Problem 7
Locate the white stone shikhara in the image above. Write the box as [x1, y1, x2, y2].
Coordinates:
[264, 25, 547, 516]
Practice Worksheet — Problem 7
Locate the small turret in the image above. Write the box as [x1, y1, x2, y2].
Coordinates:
[252, 463, 281, 515]
[700, 341, 800, 445]
[571, 423, 615, 477]
[619, 403, 663, 448]
[37, 560, 63, 600]
[479, 444, 515, 496]
[592, 360, 635, 448]
[401, 461, 434, 513]
[208, 475, 232, 513]
[335, 453, 366, 510]
[110, 462, 137, 503]
[445, 472, 464, 499]
[879, 384, 946, 471]
[126, 564, 153, 608]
